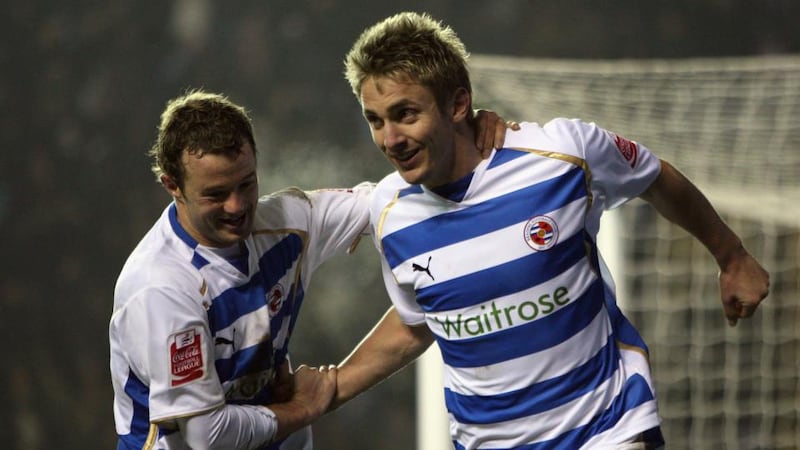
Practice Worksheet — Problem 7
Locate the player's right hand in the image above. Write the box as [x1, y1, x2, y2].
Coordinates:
[719, 250, 770, 326]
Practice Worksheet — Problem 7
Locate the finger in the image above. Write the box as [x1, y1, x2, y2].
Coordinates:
[723, 303, 739, 327]
[490, 117, 504, 149]
[276, 360, 291, 377]
[738, 301, 757, 318]
[484, 115, 498, 149]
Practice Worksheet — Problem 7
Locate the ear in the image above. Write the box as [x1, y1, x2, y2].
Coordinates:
[161, 174, 183, 202]
[451, 87, 472, 123]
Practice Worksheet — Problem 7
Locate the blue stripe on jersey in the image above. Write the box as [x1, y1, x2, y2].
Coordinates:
[207, 279, 267, 332]
[256, 233, 304, 290]
[398, 184, 423, 198]
[191, 252, 210, 269]
[603, 283, 649, 352]
[207, 234, 303, 332]
[117, 370, 152, 449]
[285, 281, 305, 345]
[444, 337, 619, 424]
[418, 232, 587, 312]
[450, 373, 654, 450]
[168, 203, 198, 249]
[382, 167, 586, 269]
[487, 147, 530, 169]
[214, 339, 273, 384]
[435, 279, 605, 368]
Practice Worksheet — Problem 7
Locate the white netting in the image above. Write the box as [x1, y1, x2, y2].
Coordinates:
[469, 54, 800, 449]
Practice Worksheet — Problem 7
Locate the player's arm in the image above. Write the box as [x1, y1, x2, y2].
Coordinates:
[178, 364, 337, 448]
[639, 159, 770, 326]
[331, 306, 434, 410]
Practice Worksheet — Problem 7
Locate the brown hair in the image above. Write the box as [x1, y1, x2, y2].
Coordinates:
[148, 90, 256, 188]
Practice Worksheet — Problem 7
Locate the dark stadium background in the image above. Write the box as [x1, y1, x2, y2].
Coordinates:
[1, 1, 797, 448]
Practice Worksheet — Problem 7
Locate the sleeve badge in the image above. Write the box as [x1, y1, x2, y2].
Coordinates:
[169, 327, 205, 387]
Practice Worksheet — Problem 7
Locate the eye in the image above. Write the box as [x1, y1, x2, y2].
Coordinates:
[202, 191, 227, 203]
[365, 114, 383, 130]
[240, 179, 256, 192]
[398, 108, 417, 123]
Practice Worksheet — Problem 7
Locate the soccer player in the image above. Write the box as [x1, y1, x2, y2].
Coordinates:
[110, 90, 511, 449]
[333, 12, 770, 449]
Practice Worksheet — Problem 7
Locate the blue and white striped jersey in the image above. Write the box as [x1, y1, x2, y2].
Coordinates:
[371, 119, 663, 449]
[111, 184, 371, 450]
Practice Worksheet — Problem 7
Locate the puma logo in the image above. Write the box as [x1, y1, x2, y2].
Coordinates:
[215, 329, 236, 351]
[412, 256, 435, 281]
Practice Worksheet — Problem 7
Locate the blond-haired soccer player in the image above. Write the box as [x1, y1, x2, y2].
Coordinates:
[334, 12, 769, 449]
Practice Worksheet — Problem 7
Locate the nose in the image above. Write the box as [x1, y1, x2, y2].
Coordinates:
[223, 191, 247, 214]
[381, 122, 406, 151]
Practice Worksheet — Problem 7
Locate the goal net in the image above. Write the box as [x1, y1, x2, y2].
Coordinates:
[418, 54, 800, 450]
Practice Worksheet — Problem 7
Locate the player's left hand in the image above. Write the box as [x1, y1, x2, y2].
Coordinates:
[473, 109, 519, 157]
[719, 249, 770, 326]
[270, 360, 294, 403]
[292, 364, 338, 419]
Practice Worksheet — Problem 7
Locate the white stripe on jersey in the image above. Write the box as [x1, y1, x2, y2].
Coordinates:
[580, 401, 662, 449]
[468, 147, 581, 204]
[378, 151, 577, 239]
[392, 195, 587, 289]
[442, 301, 612, 396]
[452, 367, 622, 448]
[426, 255, 597, 342]
[212, 305, 270, 360]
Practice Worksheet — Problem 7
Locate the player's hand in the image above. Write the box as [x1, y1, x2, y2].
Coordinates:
[473, 109, 520, 157]
[269, 360, 293, 404]
[291, 364, 338, 419]
[719, 249, 770, 326]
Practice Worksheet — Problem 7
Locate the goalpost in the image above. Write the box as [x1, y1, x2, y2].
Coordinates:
[416, 54, 800, 449]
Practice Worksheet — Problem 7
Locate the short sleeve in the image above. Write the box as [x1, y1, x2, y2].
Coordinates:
[577, 120, 661, 209]
[117, 287, 225, 424]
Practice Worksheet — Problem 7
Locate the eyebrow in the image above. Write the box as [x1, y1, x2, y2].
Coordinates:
[363, 99, 418, 118]
[200, 171, 257, 194]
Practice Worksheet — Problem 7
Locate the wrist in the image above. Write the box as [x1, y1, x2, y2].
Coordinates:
[713, 239, 745, 271]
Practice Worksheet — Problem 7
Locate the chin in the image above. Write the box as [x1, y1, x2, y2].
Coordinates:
[398, 169, 426, 186]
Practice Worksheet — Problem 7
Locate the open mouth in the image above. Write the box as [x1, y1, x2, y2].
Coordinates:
[220, 214, 247, 229]
[392, 148, 420, 165]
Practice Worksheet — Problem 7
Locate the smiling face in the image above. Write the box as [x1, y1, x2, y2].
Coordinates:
[360, 75, 478, 189]
[163, 142, 259, 248]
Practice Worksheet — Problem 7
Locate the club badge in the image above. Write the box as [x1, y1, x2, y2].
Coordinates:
[267, 283, 285, 317]
[524, 215, 558, 251]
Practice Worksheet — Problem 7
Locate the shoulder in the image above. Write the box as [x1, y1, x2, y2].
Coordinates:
[254, 183, 373, 228]
[375, 171, 408, 194]
[115, 243, 201, 308]
[115, 215, 203, 310]
[501, 118, 613, 160]
[372, 172, 411, 208]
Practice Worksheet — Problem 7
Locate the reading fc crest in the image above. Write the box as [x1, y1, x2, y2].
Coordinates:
[524, 215, 558, 251]
[267, 283, 285, 317]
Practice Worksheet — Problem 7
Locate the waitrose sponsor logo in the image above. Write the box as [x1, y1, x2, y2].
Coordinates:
[433, 286, 570, 338]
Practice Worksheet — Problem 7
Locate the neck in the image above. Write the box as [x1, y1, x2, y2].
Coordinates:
[442, 125, 483, 186]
